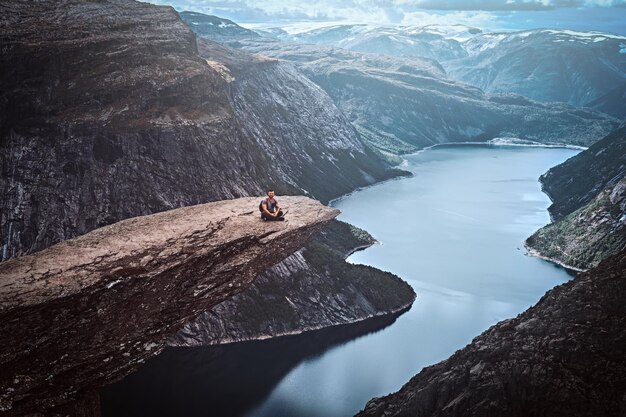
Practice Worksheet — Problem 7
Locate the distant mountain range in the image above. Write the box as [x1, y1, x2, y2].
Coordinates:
[445, 30, 626, 118]
[236, 20, 626, 118]
[180, 13, 619, 154]
[179, 11, 260, 41]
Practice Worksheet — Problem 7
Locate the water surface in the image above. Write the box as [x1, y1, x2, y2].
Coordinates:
[102, 145, 579, 417]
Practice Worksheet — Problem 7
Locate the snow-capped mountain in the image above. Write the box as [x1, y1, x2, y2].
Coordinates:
[179, 11, 260, 40]
[258, 24, 476, 62]
[444, 29, 626, 116]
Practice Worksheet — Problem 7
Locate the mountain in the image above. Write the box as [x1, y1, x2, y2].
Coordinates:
[444, 29, 626, 117]
[526, 178, 625, 270]
[179, 11, 260, 41]
[357, 248, 626, 417]
[525, 123, 626, 270]
[0, 1, 416, 414]
[253, 23, 626, 117]
[169, 220, 416, 346]
[280, 24, 471, 62]
[228, 38, 618, 153]
[0, 0, 402, 261]
[540, 123, 626, 221]
[586, 83, 626, 120]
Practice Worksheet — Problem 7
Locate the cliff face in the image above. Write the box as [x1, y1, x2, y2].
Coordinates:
[357, 248, 626, 417]
[0, 0, 397, 261]
[196, 40, 407, 203]
[0, 196, 338, 416]
[540, 123, 626, 221]
[169, 220, 416, 346]
[526, 178, 626, 270]
[525, 124, 626, 270]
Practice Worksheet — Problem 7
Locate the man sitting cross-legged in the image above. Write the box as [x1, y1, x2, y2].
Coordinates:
[259, 190, 285, 221]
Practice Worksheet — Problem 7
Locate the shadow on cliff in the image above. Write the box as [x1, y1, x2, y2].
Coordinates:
[100, 309, 408, 417]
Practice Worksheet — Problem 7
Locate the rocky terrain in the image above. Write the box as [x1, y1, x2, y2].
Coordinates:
[195, 39, 406, 199]
[169, 220, 416, 346]
[0, 0, 400, 261]
[357, 248, 626, 417]
[526, 123, 626, 270]
[526, 178, 626, 270]
[0, 196, 338, 416]
[539, 123, 626, 221]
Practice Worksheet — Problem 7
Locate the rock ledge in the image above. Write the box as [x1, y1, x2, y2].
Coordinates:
[0, 196, 338, 415]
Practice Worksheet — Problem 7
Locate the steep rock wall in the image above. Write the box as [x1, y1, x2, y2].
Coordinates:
[357, 249, 626, 417]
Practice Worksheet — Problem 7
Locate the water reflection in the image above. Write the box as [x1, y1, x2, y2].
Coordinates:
[101, 311, 407, 417]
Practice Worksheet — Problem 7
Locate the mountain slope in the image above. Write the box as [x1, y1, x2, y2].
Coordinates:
[525, 123, 626, 270]
[0, 0, 400, 261]
[357, 248, 626, 417]
[444, 30, 626, 116]
[526, 178, 626, 270]
[540, 123, 626, 221]
[232, 38, 618, 153]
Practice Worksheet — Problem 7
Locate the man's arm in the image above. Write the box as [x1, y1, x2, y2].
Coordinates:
[262, 201, 277, 217]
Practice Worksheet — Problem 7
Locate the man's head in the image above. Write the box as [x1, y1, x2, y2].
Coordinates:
[267, 190, 275, 198]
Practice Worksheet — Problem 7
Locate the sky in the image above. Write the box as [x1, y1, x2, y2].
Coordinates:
[150, 0, 626, 35]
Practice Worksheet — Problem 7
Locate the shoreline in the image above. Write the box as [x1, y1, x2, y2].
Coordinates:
[523, 242, 586, 273]
[328, 172, 413, 207]
[406, 140, 587, 156]
[343, 242, 379, 260]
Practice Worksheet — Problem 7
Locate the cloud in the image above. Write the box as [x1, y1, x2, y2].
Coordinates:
[407, 0, 557, 11]
[400, 10, 501, 27]
[150, 0, 626, 30]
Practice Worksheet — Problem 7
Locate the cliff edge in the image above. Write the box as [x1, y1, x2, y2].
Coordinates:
[169, 220, 416, 346]
[0, 196, 338, 416]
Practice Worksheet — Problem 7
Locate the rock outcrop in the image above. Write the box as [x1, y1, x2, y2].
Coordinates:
[526, 123, 626, 270]
[0, 196, 338, 416]
[0, 0, 399, 261]
[539, 123, 626, 221]
[356, 248, 626, 417]
[168, 220, 416, 346]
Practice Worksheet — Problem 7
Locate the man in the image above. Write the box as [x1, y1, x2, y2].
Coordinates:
[260, 190, 285, 221]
